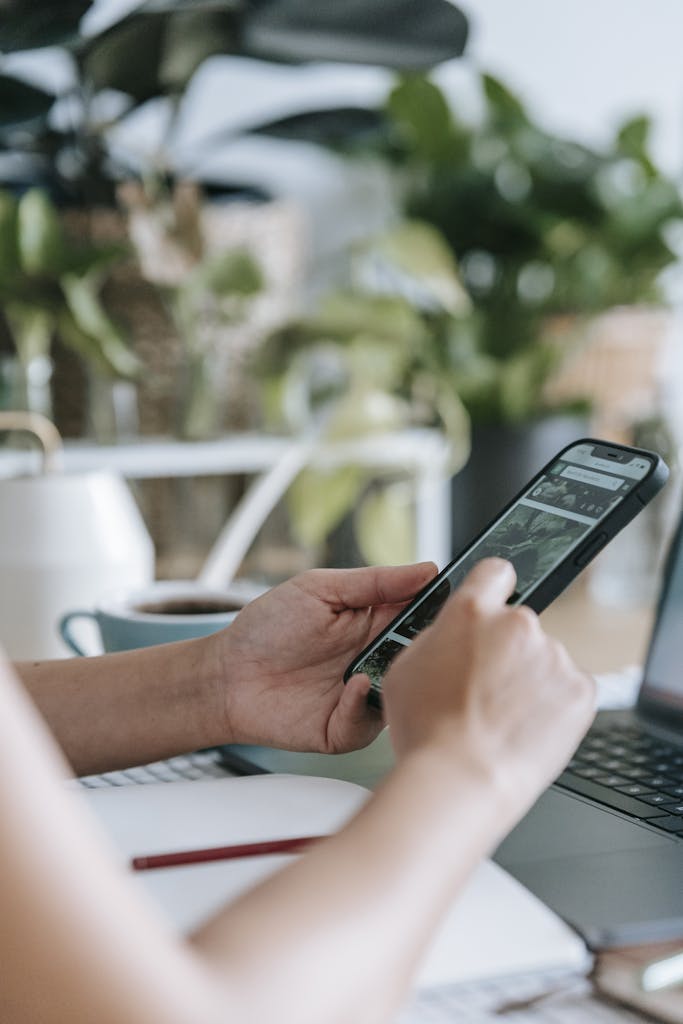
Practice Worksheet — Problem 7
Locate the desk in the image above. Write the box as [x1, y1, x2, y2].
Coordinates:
[541, 577, 653, 675]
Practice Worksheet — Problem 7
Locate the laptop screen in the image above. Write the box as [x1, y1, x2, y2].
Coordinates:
[639, 515, 683, 717]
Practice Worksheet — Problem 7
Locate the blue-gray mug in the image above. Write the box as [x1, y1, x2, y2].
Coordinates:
[59, 581, 252, 655]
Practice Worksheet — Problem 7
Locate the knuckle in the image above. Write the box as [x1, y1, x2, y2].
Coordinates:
[576, 669, 597, 703]
[549, 636, 570, 666]
[563, 664, 596, 707]
[507, 605, 538, 636]
[455, 592, 486, 619]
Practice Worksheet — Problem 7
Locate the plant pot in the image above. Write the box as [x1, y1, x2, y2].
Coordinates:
[450, 413, 589, 556]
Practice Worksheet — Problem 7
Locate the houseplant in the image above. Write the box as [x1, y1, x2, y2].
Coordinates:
[380, 72, 683, 548]
[0, 186, 139, 426]
[253, 70, 683, 556]
[0, 0, 470, 442]
[255, 219, 472, 565]
[0, 0, 469, 205]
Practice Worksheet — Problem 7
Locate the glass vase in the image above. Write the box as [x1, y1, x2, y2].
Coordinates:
[0, 354, 53, 419]
[86, 373, 139, 444]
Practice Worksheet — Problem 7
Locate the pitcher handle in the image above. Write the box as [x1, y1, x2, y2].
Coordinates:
[0, 411, 63, 473]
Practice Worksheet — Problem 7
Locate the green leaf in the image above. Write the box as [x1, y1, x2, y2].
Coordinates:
[608, 179, 683, 244]
[17, 189, 65, 276]
[324, 387, 408, 439]
[617, 115, 651, 157]
[387, 74, 457, 162]
[178, 351, 219, 440]
[314, 292, 428, 347]
[0, 0, 91, 51]
[242, 0, 469, 70]
[60, 240, 129, 279]
[355, 481, 415, 565]
[434, 381, 470, 473]
[60, 274, 140, 379]
[80, 2, 241, 102]
[79, 14, 165, 100]
[498, 348, 558, 423]
[195, 248, 263, 297]
[3, 304, 52, 364]
[345, 336, 411, 393]
[0, 191, 19, 279]
[249, 106, 388, 149]
[482, 73, 529, 125]
[158, 8, 241, 93]
[57, 310, 110, 377]
[0, 75, 55, 135]
[363, 220, 471, 314]
[287, 465, 365, 548]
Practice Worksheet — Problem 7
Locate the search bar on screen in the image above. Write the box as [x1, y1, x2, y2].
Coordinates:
[561, 466, 623, 490]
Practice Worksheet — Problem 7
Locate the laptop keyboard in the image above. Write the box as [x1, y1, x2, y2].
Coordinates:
[77, 750, 231, 788]
[400, 971, 643, 1023]
[556, 723, 683, 835]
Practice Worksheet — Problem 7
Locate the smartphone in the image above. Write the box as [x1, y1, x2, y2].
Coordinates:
[344, 438, 668, 707]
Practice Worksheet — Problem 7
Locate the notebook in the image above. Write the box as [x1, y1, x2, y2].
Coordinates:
[80, 773, 590, 991]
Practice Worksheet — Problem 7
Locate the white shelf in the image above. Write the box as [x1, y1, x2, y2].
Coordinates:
[0, 429, 447, 475]
[0, 429, 453, 567]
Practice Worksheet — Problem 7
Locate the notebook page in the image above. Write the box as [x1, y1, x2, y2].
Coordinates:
[81, 774, 589, 989]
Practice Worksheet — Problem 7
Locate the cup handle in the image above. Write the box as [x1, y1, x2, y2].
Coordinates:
[59, 611, 97, 657]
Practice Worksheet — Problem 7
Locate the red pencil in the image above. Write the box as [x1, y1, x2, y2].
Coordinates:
[131, 834, 326, 871]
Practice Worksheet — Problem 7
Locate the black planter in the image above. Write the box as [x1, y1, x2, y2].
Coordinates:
[450, 414, 589, 556]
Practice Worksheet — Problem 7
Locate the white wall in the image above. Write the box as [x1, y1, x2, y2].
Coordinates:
[458, 0, 683, 173]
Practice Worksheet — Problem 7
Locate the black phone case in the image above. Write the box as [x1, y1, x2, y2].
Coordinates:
[344, 437, 669, 706]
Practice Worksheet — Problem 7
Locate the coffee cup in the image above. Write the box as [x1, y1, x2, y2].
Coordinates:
[59, 580, 260, 655]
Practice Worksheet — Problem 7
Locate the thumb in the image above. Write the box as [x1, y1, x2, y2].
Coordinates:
[454, 558, 517, 611]
[327, 562, 438, 610]
[327, 674, 383, 752]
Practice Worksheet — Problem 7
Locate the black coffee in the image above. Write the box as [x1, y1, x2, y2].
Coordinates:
[134, 598, 241, 616]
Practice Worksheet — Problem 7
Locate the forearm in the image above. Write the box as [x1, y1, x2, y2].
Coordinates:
[3, 656, 512, 1024]
[14, 638, 229, 776]
[192, 751, 508, 1024]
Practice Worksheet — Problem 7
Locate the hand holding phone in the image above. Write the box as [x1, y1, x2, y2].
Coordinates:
[345, 439, 668, 706]
[381, 557, 597, 827]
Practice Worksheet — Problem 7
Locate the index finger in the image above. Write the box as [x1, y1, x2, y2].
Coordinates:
[454, 558, 517, 611]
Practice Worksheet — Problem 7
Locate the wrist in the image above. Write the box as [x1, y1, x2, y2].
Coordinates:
[190, 629, 242, 747]
[392, 739, 523, 847]
[398, 743, 498, 816]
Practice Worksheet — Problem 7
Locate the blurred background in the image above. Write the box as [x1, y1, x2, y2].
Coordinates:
[2, 0, 683, 663]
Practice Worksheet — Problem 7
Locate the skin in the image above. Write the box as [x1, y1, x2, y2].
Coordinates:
[2, 558, 596, 1024]
[17, 562, 436, 775]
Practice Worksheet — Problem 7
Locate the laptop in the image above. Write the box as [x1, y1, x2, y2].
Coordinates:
[496, 510, 683, 949]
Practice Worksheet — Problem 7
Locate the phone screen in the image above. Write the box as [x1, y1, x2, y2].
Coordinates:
[351, 443, 653, 696]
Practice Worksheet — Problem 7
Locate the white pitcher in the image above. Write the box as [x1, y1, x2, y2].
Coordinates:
[0, 412, 154, 659]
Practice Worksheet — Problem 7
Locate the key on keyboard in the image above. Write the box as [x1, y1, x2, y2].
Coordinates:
[556, 724, 683, 835]
[399, 971, 644, 1023]
[78, 750, 231, 788]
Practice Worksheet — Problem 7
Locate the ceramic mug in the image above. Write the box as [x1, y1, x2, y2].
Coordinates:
[59, 580, 258, 655]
